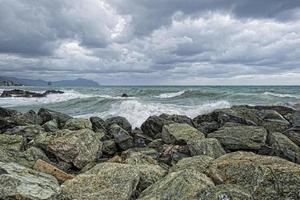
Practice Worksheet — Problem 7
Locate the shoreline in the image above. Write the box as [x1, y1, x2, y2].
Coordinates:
[1, 104, 300, 199]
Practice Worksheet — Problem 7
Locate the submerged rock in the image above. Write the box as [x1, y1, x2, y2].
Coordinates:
[0, 161, 60, 200]
[161, 123, 205, 145]
[208, 125, 267, 151]
[208, 151, 300, 200]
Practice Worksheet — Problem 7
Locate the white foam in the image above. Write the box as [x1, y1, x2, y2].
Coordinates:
[155, 90, 185, 98]
[77, 99, 231, 128]
[263, 92, 300, 99]
[0, 90, 93, 107]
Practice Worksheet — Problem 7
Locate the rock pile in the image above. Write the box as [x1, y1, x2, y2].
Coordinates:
[0, 105, 300, 199]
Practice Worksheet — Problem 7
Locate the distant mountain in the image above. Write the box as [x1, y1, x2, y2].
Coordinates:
[0, 76, 99, 87]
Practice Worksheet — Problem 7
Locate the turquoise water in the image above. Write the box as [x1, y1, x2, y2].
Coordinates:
[1, 86, 300, 127]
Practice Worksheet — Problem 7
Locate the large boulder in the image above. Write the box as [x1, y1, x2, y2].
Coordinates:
[258, 110, 291, 132]
[0, 162, 60, 200]
[48, 129, 102, 169]
[161, 123, 205, 145]
[169, 155, 214, 174]
[5, 124, 44, 140]
[198, 184, 253, 200]
[105, 116, 132, 133]
[90, 116, 106, 133]
[64, 118, 92, 130]
[268, 132, 300, 163]
[141, 116, 170, 138]
[284, 130, 300, 146]
[110, 124, 134, 150]
[38, 108, 72, 128]
[60, 162, 165, 200]
[102, 139, 118, 155]
[42, 119, 59, 132]
[138, 170, 214, 200]
[23, 110, 43, 125]
[159, 114, 195, 127]
[0, 107, 18, 118]
[208, 151, 300, 200]
[208, 125, 267, 151]
[188, 138, 226, 158]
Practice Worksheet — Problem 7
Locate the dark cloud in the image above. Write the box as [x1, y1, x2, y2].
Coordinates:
[0, 0, 300, 84]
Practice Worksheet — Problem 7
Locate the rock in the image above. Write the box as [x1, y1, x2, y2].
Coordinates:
[268, 132, 300, 163]
[48, 129, 102, 169]
[208, 125, 267, 151]
[105, 116, 132, 133]
[0, 134, 24, 152]
[64, 118, 92, 130]
[121, 93, 129, 97]
[162, 123, 205, 145]
[42, 119, 59, 132]
[159, 114, 195, 127]
[159, 144, 190, 165]
[0, 162, 60, 200]
[141, 115, 169, 138]
[38, 108, 72, 128]
[110, 124, 133, 150]
[90, 116, 106, 133]
[24, 146, 51, 164]
[258, 110, 291, 132]
[23, 110, 43, 125]
[5, 124, 44, 140]
[132, 128, 153, 147]
[198, 184, 253, 200]
[33, 159, 74, 183]
[61, 162, 165, 200]
[138, 170, 215, 200]
[169, 155, 214, 174]
[0, 89, 64, 98]
[148, 139, 164, 150]
[292, 111, 300, 129]
[208, 151, 300, 200]
[121, 148, 159, 165]
[284, 130, 300, 146]
[188, 138, 226, 158]
[102, 139, 118, 155]
[251, 105, 296, 116]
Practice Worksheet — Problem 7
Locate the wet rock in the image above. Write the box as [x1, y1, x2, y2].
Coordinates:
[198, 184, 253, 200]
[159, 114, 195, 127]
[141, 115, 170, 138]
[42, 119, 59, 132]
[38, 108, 72, 128]
[139, 170, 214, 200]
[0, 161, 60, 200]
[208, 125, 267, 151]
[258, 110, 291, 132]
[33, 159, 74, 183]
[110, 124, 133, 151]
[169, 155, 214, 174]
[188, 138, 226, 158]
[102, 139, 118, 155]
[0, 89, 64, 98]
[90, 116, 106, 133]
[105, 116, 132, 133]
[48, 129, 103, 169]
[64, 118, 92, 130]
[161, 123, 205, 145]
[121, 93, 129, 97]
[268, 132, 300, 163]
[208, 151, 300, 200]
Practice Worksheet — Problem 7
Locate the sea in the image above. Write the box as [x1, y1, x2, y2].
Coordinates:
[0, 86, 300, 128]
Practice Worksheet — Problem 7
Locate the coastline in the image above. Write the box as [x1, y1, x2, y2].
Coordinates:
[1, 104, 300, 199]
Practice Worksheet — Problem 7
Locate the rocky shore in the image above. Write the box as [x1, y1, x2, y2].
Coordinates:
[1, 104, 300, 199]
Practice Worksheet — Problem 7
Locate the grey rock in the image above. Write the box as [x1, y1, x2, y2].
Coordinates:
[64, 118, 92, 130]
[105, 116, 132, 133]
[38, 108, 72, 128]
[110, 124, 133, 151]
[42, 119, 59, 132]
[188, 138, 226, 158]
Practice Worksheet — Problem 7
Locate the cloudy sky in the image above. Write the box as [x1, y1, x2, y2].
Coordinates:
[1, 0, 300, 85]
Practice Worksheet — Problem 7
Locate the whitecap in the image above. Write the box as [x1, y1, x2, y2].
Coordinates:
[155, 90, 185, 98]
[263, 92, 300, 99]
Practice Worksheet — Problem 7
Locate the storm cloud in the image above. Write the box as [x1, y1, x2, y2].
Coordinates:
[0, 0, 300, 85]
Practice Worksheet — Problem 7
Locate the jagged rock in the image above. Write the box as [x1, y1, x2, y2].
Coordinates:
[161, 123, 205, 145]
[159, 114, 195, 127]
[33, 159, 74, 182]
[198, 184, 253, 200]
[24, 146, 51, 164]
[33, 132, 55, 151]
[38, 108, 72, 128]
[5, 124, 44, 140]
[102, 139, 118, 155]
[0, 162, 60, 200]
[105, 116, 132, 133]
[159, 144, 190, 165]
[110, 124, 133, 150]
[61, 162, 165, 200]
[188, 138, 226, 158]
[132, 128, 153, 147]
[121, 148, 159, 165]
[251, 105, 296, 116]
[42, 119, 59, 132]
[139, 170, 215, 200]
[48, 129, 103, 169]
[64, 118, 92, 130]
[141, 115, 170, 138]
[258, 110, 291, 132]
[169, 155, 214, 174]
[208, 125, 267, 151]
[208, 151, 300, 200]
[284, 130, 300, 146]
[0, 107, 18, 117]
[23, 110, 43, 125]
[268, 132, 300, 163]
[292, 111, 300, 129]
[90, 116, 106, 133]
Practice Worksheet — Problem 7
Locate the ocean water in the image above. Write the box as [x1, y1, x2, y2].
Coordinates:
[1, 86, 300, 128]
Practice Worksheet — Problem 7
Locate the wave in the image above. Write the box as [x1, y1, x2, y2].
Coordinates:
[76, 99, 231, 128]
[155, 90, 185, 98]
[263, 92, 300, 99]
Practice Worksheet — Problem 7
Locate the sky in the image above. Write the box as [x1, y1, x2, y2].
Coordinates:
[1, 0, 300, 85]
